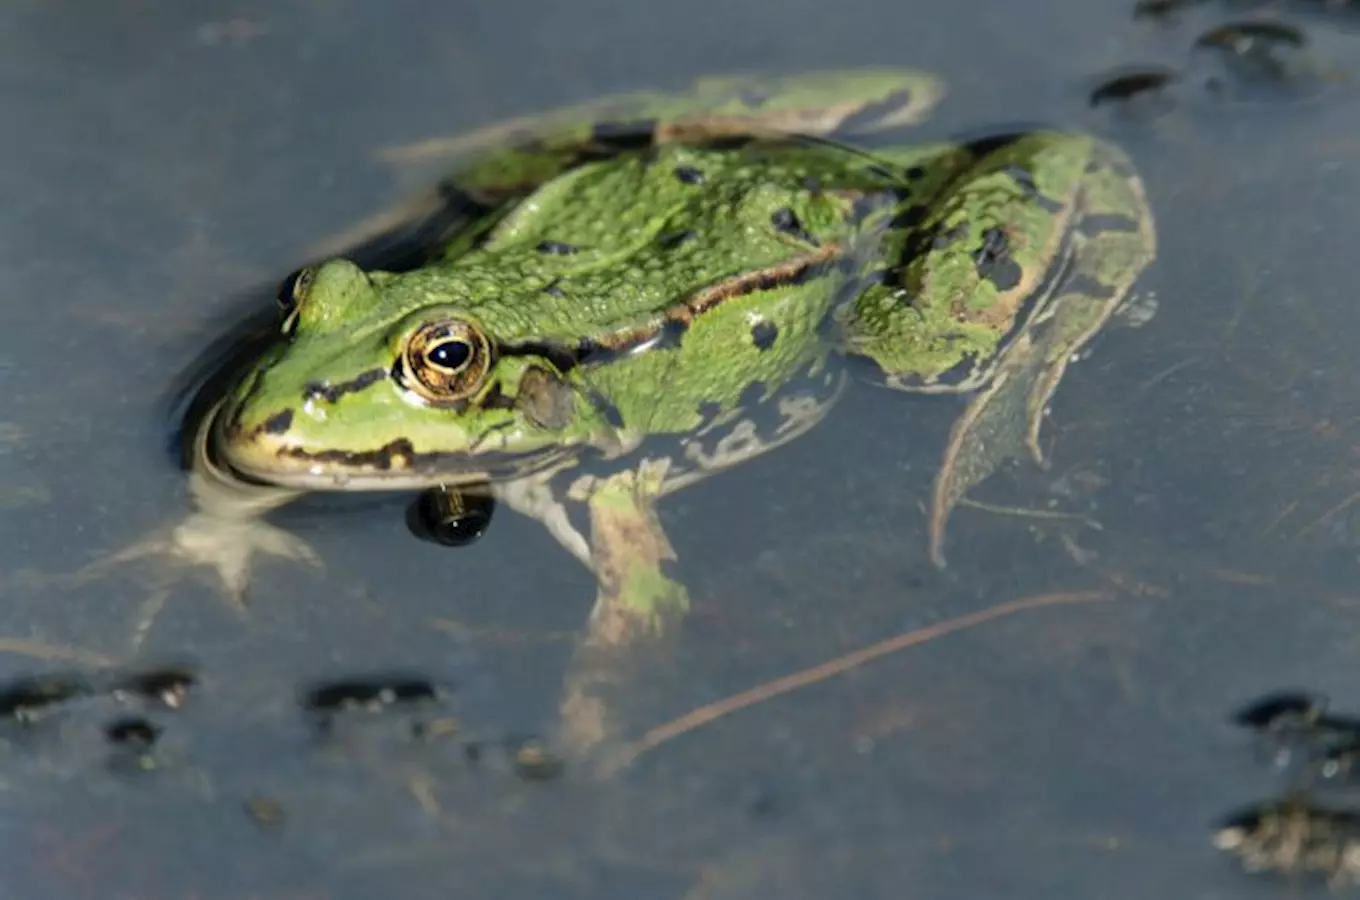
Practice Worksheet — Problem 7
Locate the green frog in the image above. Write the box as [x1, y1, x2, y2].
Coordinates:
[139, 69, 1155, 638]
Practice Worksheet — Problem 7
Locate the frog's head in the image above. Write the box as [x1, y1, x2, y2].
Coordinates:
[213, 259, 617, 490]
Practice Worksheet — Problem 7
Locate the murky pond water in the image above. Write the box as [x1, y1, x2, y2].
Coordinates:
[5, 0, 1360, 897]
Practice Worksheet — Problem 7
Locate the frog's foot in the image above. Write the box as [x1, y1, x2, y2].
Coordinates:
[74, 508, 320, 608]
[62, 441, 315, 646]
[67, 509, 320, 649]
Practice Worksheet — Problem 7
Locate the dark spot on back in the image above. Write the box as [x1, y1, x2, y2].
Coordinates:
[702, 136, 755, 152]
[1000, 163, 1064, 213]
[590, 120, 657, 150]
[542, 278, 566, 297]
[905, 165, 927, 181]
[932, 222, 969, 250]
[851, 194, 887, 223]
[972, 227, 1022, 290]
[536, 241, 580, 255]
[673, 165, 705, 185]
[964, 132, 1026, 160]
[770, 208, 819, 245]
[801, 175, 823, 194]
[889, 205, 927, 230]
[262, 409, 293, 435]
[658, 230, 696, 249]
[1000, 163, 1038, 195]
[750, 319, 778, 351]
[587, 389, 626, 429]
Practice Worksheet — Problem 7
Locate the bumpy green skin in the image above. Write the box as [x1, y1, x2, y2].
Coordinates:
[211, 69, 1154, 586]
[226, 143, 895, 478]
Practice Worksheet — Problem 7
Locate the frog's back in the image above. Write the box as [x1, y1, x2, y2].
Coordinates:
[412, 140, 906, 344]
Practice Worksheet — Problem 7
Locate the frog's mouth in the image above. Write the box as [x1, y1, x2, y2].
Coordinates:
[207, 402, 573, 492]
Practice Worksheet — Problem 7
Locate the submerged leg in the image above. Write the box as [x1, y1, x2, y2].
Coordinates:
[553, 461, 690, 752]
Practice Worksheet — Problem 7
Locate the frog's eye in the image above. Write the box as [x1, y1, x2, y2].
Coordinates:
[401, 319, 492, 405]
[276, 267, 315, 335]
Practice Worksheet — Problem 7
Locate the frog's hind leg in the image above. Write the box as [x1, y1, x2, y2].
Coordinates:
[930, 145, 1154, 566]
[844, 137, 1155, 567]
[1016, 150, 1156, 468]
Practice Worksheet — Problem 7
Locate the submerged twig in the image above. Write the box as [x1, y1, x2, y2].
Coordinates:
[599, 589, 1112, 776]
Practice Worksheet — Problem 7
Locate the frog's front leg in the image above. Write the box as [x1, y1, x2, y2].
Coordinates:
[495, 460, 690, 639]
[574, 460, 691, 640]
[496, 462, 689, 753]
[841, 133, 1156, 566]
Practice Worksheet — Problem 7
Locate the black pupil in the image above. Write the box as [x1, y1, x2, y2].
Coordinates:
[429, 339, 472, 370]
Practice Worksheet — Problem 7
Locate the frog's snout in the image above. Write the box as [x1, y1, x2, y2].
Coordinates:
[211, 394, 305, 482]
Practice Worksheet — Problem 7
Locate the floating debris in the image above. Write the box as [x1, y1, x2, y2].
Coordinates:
[0, 673, 94, 723]
[1089, 66, 1180, 111]
[510, 738, 564, 781]
[1216, 797, 1360, 887]
[112, 667, 197, 710]
[243, 795, 285, 830]
[304, 676, 443, 715]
